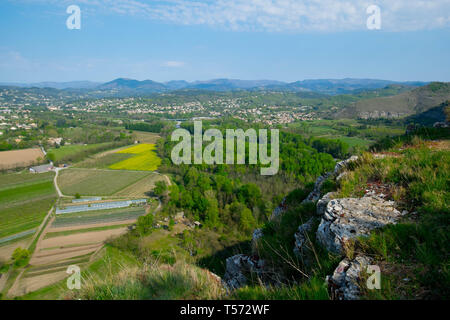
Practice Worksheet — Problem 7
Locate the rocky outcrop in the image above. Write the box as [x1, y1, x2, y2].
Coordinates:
[358, 111, 406, 119]
[293, 218, 315, 265]
[433, 121, 449, 128]
[326, 255, 372, 300]
[270, 197, 287, 220]
[332, 155, 359, 177]
[301, 156, 358, 205]
[302, 173, 331, 204]
[316, 197, 405, 254]
[251, 228, 263, 253]
[316, 192, 336, 216]
[223, 254, 265, 290]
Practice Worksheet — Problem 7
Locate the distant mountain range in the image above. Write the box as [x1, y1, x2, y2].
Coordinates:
[0, 78, 428, 95]
[0, 81, 101, 90]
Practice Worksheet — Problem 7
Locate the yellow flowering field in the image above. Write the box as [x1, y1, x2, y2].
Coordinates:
[109, 144, 161, 171]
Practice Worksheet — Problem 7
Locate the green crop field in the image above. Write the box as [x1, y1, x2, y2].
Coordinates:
[0, 172, 57, 238]
[52, 207, 147, 228]
[47, 143, 111, 162]
[74, 153, 133, 169]
[57, 168, 152, 196]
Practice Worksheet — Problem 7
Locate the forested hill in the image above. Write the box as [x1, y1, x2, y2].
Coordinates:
[336, 82, 450, 119]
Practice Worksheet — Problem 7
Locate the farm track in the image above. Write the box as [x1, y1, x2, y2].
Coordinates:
[53, 168, 66, 198]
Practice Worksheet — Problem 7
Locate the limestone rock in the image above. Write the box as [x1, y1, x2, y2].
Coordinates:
[302, 173, 331, 204]
[223, 254, 264, 290]
[327, 255, 372, 300]
[316, 192, 336, 216]
[333, 155, 358, 177]
[293, 217, 315, 265]
[252, 228, 263, 242]
[270, 197, 287, 220]
[317, 197, 404, 254]
[251, 228, 263, 252]
[302, 156, 358, 205]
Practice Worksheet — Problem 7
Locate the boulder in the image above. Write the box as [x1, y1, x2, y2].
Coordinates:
[316, 197, 404, 254]
[327, 255, 372, 300]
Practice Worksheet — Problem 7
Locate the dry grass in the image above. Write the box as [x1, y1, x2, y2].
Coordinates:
[71, 259, 225, 300]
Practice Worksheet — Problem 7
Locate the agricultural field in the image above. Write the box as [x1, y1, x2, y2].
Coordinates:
[6, 197, 157, 297]
[74, 153, 132, 169]
[0, 148, 45, 170]
[57, 168, 153, 196]
[46, 142, 113, 162]
[114, 173, 166, 198]
[132, 131, 160, 144]
[18, 245, 140, 300]
[52, 206, 147, 228]
[109, 144, 161, 171]
[0, 172, 56, 239]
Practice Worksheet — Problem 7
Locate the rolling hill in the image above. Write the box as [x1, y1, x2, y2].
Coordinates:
[336, 82, 450, 119]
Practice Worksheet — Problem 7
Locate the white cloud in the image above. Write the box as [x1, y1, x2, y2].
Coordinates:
[19, 0, 450, 32]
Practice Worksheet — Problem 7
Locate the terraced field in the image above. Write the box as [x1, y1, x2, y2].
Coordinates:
[109, 144, 161, 171]
[0, 172, 56, 239]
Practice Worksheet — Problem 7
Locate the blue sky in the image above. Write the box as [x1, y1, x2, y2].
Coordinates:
[1, 0, 449, 83]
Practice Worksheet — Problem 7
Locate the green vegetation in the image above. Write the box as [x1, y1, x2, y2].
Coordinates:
[11, 247, 30, 267]
[73, 260, 223, 300]
[52, 207, 146, 228]
[136, 214, 154, 236]
[125, 120, 165, 133]
[47, 141, 131, 164]
[3, 81, 449, 301]
[335, 137, 450, 299]
[57, 168, 152, 196]
[0, 172, 56, 237]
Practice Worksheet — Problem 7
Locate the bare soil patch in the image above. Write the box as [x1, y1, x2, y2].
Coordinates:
[0, 148, 45, 170]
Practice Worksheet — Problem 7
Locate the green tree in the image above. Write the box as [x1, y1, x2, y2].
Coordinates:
[137, 214, 154, 236]
[154, 180, 168, 197]
[12, 247, 30, 267]
[240, 207, 256, 233]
